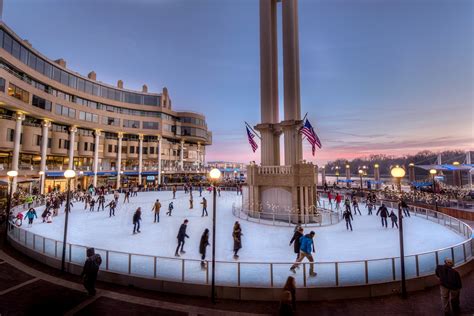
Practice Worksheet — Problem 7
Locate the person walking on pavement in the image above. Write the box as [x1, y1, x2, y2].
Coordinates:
[152, 199, 161, 223]
[175, 219, 189, 256]
[81, 248, 102, 296]
[376, 203, 389, 228]
[199, 228, 210, 269]
[290, 231, 317, 277]
[201, 197, 208, 217]
[436, 258, 462, 315]
[289, 226, 304, 261]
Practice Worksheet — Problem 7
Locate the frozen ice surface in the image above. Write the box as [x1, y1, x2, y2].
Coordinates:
[19, 190, 469, 286]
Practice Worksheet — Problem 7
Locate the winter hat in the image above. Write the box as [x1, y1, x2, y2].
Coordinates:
[310, 231, 315, 236]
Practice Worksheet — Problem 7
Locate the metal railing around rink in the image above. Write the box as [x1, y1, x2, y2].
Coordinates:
[7, 205, 473, 289]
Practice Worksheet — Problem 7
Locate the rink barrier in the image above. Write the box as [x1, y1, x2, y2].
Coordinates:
[231, 204, 343, 227]
[7, 204, 473, 296]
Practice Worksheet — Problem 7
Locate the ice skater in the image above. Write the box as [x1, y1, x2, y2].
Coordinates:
[290, 231, 317, 277]
[97, 194, 105, 211]
[132, 207, 142, 234]
[175, 219, 189, 257]
[89, 198, 96, 212]
[289, 226, 304, 261]
[199, 184, 203, 197]
[199, 228, 210, 269]
[172, 185, 177, 199]
[232, 221, 242, 259]
[114, 191, 119, 204]
[189, 194, 193, 209]
[335, 193, 342, 210]
[399, 199, 410, 217]
[167, 202, 174, 216]
[201, 197, 208, 217]
[25, 208, 38, 227]
[366, 200, 374, 215]
[352, 197, 361, 215]
[106, 200, 116, 217]
[343, 208, 353, 231]
[124, 190, 130, 203]
[376, 203, 389, 228]
[152, 199, 161, 223]
[389, 210, 398, 228]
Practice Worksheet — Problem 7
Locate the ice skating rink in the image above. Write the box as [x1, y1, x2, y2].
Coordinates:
[15, 190, 470, 287]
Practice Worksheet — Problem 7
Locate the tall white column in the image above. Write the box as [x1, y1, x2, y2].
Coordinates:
[180, 140, 184, 171]
[197, 142, 201, 171]
[92, 130, 101, 187]
[157, 136, 162, 184]
[138, 134, 144, 185]
[282, 0, 302, 165]
[116, 132, 123, 189]
[40, 120, 51, 194]
[11, 112, 25, 193]
[67, 126, 77, 170]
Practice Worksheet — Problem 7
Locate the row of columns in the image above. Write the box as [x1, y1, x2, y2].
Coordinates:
[9, 112, 173, 194]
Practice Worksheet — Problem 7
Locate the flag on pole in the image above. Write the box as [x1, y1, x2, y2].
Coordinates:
[299, 118, 322, 156]
[246, 126, 258, 152]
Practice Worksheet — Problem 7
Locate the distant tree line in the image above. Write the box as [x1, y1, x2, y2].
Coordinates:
[324, 150, 470, 177]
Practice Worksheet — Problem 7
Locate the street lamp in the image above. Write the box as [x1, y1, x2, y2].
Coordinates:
[4, 170, 18, 238]
[429, 169, 437, 193]
[209, 168, 221, 304]
[61, 169, 76, 272]
[358, 169, 364, 190]
[390, 166, 407, 299]
[335, 166, 340, 184]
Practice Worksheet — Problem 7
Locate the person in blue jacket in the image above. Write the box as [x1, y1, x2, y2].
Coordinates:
[25, 208, 38, 227]
[290, 231, 317, 277]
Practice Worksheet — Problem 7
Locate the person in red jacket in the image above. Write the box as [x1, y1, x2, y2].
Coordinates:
[335, 193, 342, 210]
[327, 192, 333, 207]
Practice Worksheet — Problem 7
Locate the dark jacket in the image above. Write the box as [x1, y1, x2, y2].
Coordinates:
[389, 211, 397, 222]
[132, 211, 141, 224]
[436, 264, 462, 290]
[233, 228, 242, 251]
[343, 210, 353, 221]
[199, 233, 210, 254]
[290, 231, 303, 254]
[376, 206, 389, 217]
[177, 224, 189, 241]
[81, 254, 102, 280]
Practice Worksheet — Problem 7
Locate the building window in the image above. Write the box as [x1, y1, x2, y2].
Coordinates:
[143, 147, 148, 155]
[0, 77, 5, 92]
[56, 104, 76, 118]
[79, 111, 99, 123]
[143, 121, 159, 130]
[84, 142, 88, 151]
[7, 128, 14, 142]
[129, 146, 135, 154]
[149, 147, 154, 154]
[8, 83, 30, 103]
[48, 138, 52, 148]
[32, 95, 52, 111]
[102, 116, 120, 126]
[35, 135, 42, 146]
[123, 119, 140, 129]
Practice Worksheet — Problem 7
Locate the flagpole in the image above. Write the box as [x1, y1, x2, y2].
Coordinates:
[244, 121, 262, 140]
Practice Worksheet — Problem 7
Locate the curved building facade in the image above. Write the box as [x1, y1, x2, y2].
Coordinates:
[0, 22, 212, 192]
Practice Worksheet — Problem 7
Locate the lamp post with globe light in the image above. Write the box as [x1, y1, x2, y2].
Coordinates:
[429, 169, 437, 193]
[4, 170, 18, 237]
[390, 166, 407, 299]
[209, 168, 221, 304]
[61, 169, 76, 272]
[358, 169, 364, 190]
[335, 166, 340, 185]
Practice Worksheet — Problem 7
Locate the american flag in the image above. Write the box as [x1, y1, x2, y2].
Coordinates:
[246, 126, 258, 152]
[299, 118, 322, 156]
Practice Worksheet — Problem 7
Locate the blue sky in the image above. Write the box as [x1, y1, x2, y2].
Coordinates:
[4, 0, 473, 163]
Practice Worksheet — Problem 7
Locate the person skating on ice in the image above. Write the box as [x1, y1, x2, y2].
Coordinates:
[175, 219, 189, 257]
[335, 193, 342, 210]
[89, 198, 96, 212]
[189, 194, 193, 209]
[352, 196, 361, 215]
[201, 197, 208, 217]
[199, 228, 210, 269]
[366, 200, 374, 215]
[97, 194, 105, 211]
[132, 207, 142, 234]
[124, 190, 130, 203]
[289, 226, 304, 261]
[166, 202, 174, 216]
[399, 199, 410, 217]
[376, 203, 389, 228]
[106, 200, 116, 217]
[114, 191, 119, 204]
[290, 231, 317, 277]
[172, 185, 177, 199]
[152, 199, 161, 223]
[25, 208, 38, 227]
[343, 208, 354, 231]
[389, 210, 398, 228]
[232, 221, 243, 259]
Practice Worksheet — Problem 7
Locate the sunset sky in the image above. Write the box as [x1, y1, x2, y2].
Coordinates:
[5, 0, 473, 164]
